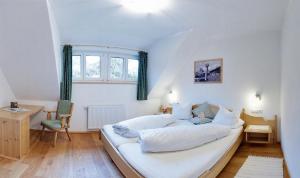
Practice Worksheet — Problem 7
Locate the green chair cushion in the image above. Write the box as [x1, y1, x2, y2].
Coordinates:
[57, 100, 72, 115]
[42, 120, 62, 129]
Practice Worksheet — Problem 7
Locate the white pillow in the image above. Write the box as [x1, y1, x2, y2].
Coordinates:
[232, 119, 245, 129]
[117, 114, 174, 130]
[212, 106, 239, 128]
[172, 103, 192, 120]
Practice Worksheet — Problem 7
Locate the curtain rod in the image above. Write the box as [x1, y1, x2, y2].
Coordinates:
[61, 43, 145, 52]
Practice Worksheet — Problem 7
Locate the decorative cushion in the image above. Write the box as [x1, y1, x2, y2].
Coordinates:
[190, 117, 213, 125]
[172, 103, 192, 120]
[42, 120, 62, 129]
[192, 102, 218, 119]
[212, 106, 239, 128]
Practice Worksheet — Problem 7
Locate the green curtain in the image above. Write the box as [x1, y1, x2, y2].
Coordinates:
[60, 45, 72, 101]
[137, 51, 148, 100]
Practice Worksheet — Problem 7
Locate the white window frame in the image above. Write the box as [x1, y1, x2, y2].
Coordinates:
[72, 54, 84, 81]
[127, 58, 139, 81]
[108, 54, 126, 82]
[72, 50, 138, 84]
[83, 53, 103, 81]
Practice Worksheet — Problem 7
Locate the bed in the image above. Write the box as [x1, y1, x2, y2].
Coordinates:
[100, 108, 277, 178]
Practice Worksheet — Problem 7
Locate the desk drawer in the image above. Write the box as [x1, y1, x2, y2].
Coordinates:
[0, 119, 20, 159]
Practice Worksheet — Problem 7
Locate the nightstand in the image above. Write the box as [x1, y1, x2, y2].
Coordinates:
[159, 106, 172, 114]
[244, 125, 272, 144]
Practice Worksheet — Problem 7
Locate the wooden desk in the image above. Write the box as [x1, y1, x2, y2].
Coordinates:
[0, 105, 43, 160]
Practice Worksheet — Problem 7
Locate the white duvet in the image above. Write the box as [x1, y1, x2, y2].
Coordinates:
[119, 127, 243, 178]
[139, 124, 231, 152]
[103, 120, 194, 147]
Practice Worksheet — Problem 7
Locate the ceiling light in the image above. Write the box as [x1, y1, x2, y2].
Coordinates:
[120, 0, 170, 14]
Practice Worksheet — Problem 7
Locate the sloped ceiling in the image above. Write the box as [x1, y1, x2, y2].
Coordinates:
[52, 0, 288, 49]
[0, 0, 60, 100]
[0, 0, 289, 101]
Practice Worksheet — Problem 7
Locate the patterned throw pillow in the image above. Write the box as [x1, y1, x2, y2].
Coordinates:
[192, 102, 217, 119]
[190, 117, 213, 125]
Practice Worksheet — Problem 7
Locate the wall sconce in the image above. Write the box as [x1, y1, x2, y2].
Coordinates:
[168, 90, 178, 105]
[251, 92, 263, 114]
[255, 93, 261, 100]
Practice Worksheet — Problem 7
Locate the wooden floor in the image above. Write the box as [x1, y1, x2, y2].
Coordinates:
[0, 131, 123, 178]
[0, 131, 284, 178]
[218, 143, 283, 178]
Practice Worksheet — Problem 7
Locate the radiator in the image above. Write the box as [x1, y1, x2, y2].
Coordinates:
[87, 105, 125, 130]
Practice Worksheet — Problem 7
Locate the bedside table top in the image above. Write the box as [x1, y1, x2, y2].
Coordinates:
[244, 125, 272, 134]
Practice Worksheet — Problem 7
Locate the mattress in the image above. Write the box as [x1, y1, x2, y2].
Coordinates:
[118, 126, 243, 178]
[102, 119, 194, 147]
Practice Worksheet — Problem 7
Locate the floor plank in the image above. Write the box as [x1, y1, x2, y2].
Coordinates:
[0, 131, 123, 178]
[218, 143, 283, 178]
[0, 131, 284, 178]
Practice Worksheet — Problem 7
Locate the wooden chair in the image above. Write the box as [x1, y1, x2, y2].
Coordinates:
[40, 100, 74, 147]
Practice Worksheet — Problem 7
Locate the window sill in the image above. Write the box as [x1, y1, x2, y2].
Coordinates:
[72, 80, 137, 85]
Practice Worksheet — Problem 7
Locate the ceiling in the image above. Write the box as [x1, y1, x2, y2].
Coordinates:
[51, 0, 288, 49]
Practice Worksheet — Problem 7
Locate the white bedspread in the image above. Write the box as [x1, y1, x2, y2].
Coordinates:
[119, 126, 243, 178]
[116, 114, 175, 130]
[103, 119, 194, 147]
[139, 124, 230, 152]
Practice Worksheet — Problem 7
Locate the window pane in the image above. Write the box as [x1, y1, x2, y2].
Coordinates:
[85, 56, 101, 79]
[110, 57, 124, 80]
[72, 55, 81, 79]
[128, 59, 139, 81]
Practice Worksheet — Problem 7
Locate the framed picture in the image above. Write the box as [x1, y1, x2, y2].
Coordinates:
[194, 58, 223, 83]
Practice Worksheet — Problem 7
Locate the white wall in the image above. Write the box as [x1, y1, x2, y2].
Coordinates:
[281, 0, 300, 177]
[71, 84, 160, 131]
[174, 31, 281, 117]
[47, 0, 62, 84]
[19, 83, 161, 132]
[0, 67, 15, 107]
[0, 0, 60, 101]
[68, 47, 161, 131]
[149, 30, 281, 118]
[148, 30, 190, 98]
[149, 30, 282, 140]
[17, 45, 161, 132]
[17, 100, 57, 130]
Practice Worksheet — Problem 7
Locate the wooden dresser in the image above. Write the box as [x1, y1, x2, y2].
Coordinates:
[0, 105, 43, 160]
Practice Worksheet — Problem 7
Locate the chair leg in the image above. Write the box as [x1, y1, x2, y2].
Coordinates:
[53, 131, 58, 147]
[65, 128, 71, 141]
[40, 125, 45, 140]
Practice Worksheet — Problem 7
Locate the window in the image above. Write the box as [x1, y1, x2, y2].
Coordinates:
[85, 56, 101, 79]
[72, 51, 138, 83]
[110, 57, 124, 80]
[72, 55, 82, 80]
[127, 59, 139, 80]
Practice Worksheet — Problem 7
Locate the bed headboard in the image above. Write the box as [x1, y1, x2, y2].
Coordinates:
[160, 104, 219, 114]
[192, 104, 220, 113]
[192, 104, 233, 113]
[240, 109, 278, 143]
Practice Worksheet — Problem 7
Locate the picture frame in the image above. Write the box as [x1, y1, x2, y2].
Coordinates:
[194, 58, 223, 83]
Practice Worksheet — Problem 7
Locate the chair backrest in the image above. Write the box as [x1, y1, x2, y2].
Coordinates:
[56, 100, 74, 127]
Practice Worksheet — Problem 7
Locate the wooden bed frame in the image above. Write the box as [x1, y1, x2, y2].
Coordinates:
[100, 107, 277, 178]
